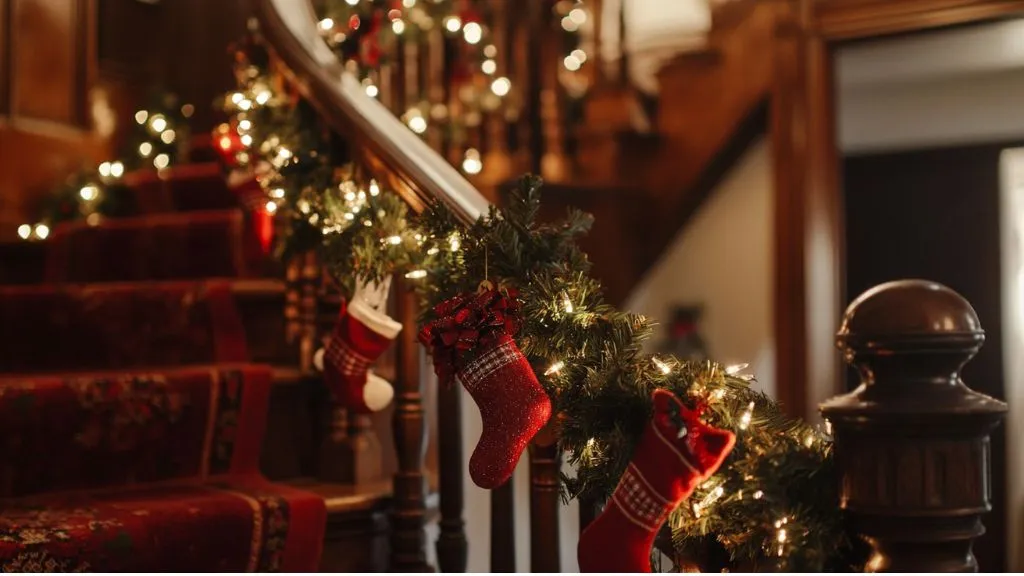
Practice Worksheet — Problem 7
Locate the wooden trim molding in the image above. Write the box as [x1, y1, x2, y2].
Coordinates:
[771, 0, 1024, 419]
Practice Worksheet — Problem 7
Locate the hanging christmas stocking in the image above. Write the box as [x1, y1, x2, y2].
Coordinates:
[577, 388, 736, 573]
[419, 287, 552, 489]
[314, 279, 401, 413]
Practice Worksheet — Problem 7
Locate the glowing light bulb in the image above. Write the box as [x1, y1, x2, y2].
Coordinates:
[569, 8, 587, 24]
[572, 49, 588, 63]
[563, 293, 574, 313]
[265, 200, 278, 213]
[240, 134, 253, 147]
[79, 185, 99, 201]
[270, 188, 285, 199]
[490, 77, 511, 97]
[564, 55, 582, 71]
[405, 269, 428, 279]
[462, 148, 483, 174]
[403, 0, 417, 6]
[561, 16, 579, 32]
[369, 180, 380, 196]
[449, 233, 461, 252]
[17, 224, 32, 240]
[149, 115, 167, 133]
[753, 490, 764, 500]
[392, 19, 406, 34]
[319, 18, 335, 31]
[230, 92, 244, 104]
[444, 16, 462, 32]
[34, 223, 50, 240]
[544, 361, 565, 376]
[238, 119, 252, 131]
[161, 129, 176, 144]
[134, 110, 149, 124]
[481, 59, 497, 74]
[739, 401, 755, 430]
[153, 153, 171, 169]
[387, 235, 402, 245]
[365, 83, 379, 98]
[98, 162, 111, 177]
[407, 113, 427, 134]
[652, 357, 671, 375]
[238, 99, 252, 111]
[725, 363, 749, 376]
[777, 528, 787, 543]
[484, 44, 498, 58]
[110, 161, 124, 178]
[463, 22, 483, 44]
[345, 0, 358, 5]
[139, 142, 153, 157]
[219, 136, 233, 150]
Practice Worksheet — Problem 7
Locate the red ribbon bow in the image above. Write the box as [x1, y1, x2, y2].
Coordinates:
[418, 287, 522, 385]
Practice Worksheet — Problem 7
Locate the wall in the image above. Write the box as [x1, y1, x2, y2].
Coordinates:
[626, 138, 775, 396]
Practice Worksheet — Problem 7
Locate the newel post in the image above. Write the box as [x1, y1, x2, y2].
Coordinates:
[821, 280, 1007, 572]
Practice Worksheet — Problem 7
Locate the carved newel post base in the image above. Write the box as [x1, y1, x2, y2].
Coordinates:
[821, 280, 1007, 573]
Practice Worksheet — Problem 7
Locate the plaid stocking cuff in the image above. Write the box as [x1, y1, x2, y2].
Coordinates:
[458, 338, 521, 392]
[325, 336, 374, 376]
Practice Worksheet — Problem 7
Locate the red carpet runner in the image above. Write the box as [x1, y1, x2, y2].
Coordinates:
[0, 365, 325, 571]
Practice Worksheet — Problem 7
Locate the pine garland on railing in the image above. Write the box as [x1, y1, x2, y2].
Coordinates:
[219, 27, 855, 573]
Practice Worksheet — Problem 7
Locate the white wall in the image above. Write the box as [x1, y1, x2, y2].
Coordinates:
[626, 138, 776, 397]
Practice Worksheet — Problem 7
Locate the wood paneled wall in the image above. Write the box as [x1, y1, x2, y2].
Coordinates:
[0, 0, 250, 239]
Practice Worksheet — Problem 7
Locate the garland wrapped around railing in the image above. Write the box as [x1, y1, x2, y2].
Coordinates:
[218, 29, 855, 573]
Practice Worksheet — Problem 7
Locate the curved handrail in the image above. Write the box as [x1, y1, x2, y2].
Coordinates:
[254, 0, 490, 225]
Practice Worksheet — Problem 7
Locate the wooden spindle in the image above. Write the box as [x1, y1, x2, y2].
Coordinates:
[821, 280, 1007, 572]
[390, 278, 432, 572]
[481, 0, 512, 187]
[426, 28, 445, 151]
[529, 424, 561, 572]
[299, 250, 320, 371]
[490, 482, 516, 573]
[436, 377, 468, 572]
[539, 5, 568, 181]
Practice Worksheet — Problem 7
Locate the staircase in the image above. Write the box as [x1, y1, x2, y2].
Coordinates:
[0, 154, 335, 571]
[541, 0, 784, 304]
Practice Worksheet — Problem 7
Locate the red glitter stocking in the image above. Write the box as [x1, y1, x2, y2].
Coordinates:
[577, 389, 736, 573]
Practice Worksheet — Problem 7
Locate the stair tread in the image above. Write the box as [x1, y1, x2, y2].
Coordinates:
[285, 473, 440, 514]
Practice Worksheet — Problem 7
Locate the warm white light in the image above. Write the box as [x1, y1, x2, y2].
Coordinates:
[725, 363, 749, 376]
[484, 44, 497, 58]
[563, 293, 574, 313]
[392, 20, 406, 34]
[238, 119, 252, 131]
[34, 223, 50, 240]
[739, 401, 755, 430]
[98, 162, 112, 177]
[463, 22, 483, 44]
[444, 16, 462, 32]
[344, 189, 356, 202]
[561, 16, 579, 32]
[240, 134, 253, 147]
[230, 92, 244, 104]
[569, 8, 587, 24]
[564, 55, 582, 71]
[365, 83, 379, 98]
[149, 115, 167, 133]
[490, 77, 511, 97]
[462, 148, 483, 174]
[153, 153, 171, 169]
[777, 528, 787, 543]
[407, 114, 428, 134]
[134, 110, 149, 124]
[387, 235, 403, 245]
[319, 18, 335, 31]
[298, 200, 311, 214]
[345, 0, 359, 4]
[86, 213, 101, 226]
[219, 136, 233, 151]
[405, 269, 428, 279]
[369, 180, 380, 196]
[344, 212, 356, 221]
[110, 161, 124, 178]
[545, 361, 565, 376]
[139, 142, 153, 157]
[255, 91, 272, 105]
[17, 224, 31, 240]
[270, 188, 285, 199]
[481, 59, 497, 75]
[161, 129, 176, 144]
[402, 0, 416, 6]
[652, 357, 671, 375]
[79, 185, 99, 201]
[265, 200, 278, 213]
[449, 233, 461, 252]
[571, 48, 588, 63]
[238, 99, 252, 111]
[753, 490, 764, 500]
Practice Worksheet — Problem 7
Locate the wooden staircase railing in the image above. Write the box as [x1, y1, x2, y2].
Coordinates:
[256, 1, 1007, 573]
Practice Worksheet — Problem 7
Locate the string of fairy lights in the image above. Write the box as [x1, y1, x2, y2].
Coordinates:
[17, 100, 193, 241]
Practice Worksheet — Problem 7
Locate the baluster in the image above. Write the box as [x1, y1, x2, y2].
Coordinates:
[490, 482, 516, 572]
[529, 424, 561, 572]
[821, 280, 1007, 572]
[480, 0, 511, 187]
[436, 375, 468, 572]
[512, 0, 542, 174]
[299, 250, 320, 370]
[539, 4, 568, 181]
[284, 255, 303, 351]
[426, 27, 445, 152]
[391, 277, 431, 572]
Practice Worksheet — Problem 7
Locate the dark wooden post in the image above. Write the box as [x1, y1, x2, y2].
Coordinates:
[436, 378, 468, 572]
[821, 280, 1007, 572]
[490, 482, 517, 573]
[529, 424, 561, 572]
[390, 279, 432, 572]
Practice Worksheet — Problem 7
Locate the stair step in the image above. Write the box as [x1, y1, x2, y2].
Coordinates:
[0, 241, 46, 285]
[46, 209, 276, 283]
[0, 280, 290, 373]
[0, 363, 325, 572]
[122, 162, 238, 214]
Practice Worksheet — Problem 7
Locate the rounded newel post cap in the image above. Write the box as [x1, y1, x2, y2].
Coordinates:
[824, 279, 1005, 418]
[838, 279, 982, 341]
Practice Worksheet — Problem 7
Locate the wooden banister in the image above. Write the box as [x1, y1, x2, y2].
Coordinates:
[823, 280, 1007, 572]
[253, 0, 489, 225]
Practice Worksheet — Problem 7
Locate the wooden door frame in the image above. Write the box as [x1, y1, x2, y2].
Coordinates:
[771, 0, 1024, 419]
